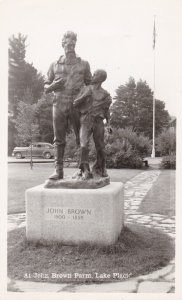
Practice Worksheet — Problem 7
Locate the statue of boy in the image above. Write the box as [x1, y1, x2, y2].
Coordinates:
[73, 69, 112, 179]
[44, 31, 92, 180]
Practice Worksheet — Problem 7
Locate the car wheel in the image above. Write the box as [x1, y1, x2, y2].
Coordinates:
[44, 152, 51, 159]
[15, 152, 22, 159]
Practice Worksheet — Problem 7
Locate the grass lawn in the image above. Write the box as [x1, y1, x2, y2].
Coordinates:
[139, 170, 175, 216]
[8, 224, 174, 284]
[8, 163, 142, 214]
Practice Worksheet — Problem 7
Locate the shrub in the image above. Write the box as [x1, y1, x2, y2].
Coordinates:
[65, 127, 152, 169]
[105, 127, 151, 168]
[160, 154, 176, 169]
[107, 149, 143, 169]
[156, 128, 176, 156]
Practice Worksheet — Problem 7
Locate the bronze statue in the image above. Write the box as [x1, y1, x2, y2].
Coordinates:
[73, 69, 112, 180]
[44, 31, 92, 180]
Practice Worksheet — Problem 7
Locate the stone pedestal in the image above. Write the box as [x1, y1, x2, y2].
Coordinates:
[25, 182, 124, 246]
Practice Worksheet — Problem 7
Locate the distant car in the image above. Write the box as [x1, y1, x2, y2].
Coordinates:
[12, 142, 54, 159]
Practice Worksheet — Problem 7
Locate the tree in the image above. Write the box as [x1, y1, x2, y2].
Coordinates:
[156, 128, 176, 156]
[110, 77, 170, 138]
[9, 33, 44, 113]
[23, 63, 44, 104]
[8, 33, 44, 153]
[34, 94, 54, 143]
[9, 33, 27, 115]
[110, 77, 137, 129]
[14, 89, 40, 146]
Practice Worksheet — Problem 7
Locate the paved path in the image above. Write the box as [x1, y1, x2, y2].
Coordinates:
[7, 170, 175, 293]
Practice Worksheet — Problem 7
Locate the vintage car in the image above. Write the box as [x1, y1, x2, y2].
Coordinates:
[12, 142, 54, 159]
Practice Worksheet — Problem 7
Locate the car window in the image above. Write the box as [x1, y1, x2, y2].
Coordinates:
[45, 145, 51, 149]
[37, 145, 42, 148]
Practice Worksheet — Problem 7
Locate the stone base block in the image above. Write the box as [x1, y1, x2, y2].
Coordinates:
[25, 182, 124, 246]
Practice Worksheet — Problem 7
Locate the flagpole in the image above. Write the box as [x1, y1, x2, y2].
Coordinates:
[151, 16, 156, 158]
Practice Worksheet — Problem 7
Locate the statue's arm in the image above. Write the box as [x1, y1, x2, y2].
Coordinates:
[44, 63, 65, 94]
[104, 95, 112, 119]
[105, 111, 110, 125]
[44, 63, 55, 93]
[106, 110, 112, 134]
[104, 95, 112, 133]
[73, 87, 91, 107]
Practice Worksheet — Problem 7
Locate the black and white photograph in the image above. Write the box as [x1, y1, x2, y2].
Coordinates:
[0, 0, 181, 298]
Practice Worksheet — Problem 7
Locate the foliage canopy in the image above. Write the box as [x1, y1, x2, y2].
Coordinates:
[110, 77, 170, 138]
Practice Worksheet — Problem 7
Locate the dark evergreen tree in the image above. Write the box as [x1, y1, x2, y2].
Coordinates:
[111, 77, 170, 138]
[8, 33, 27, 114]
[15, 89, 40, 146]
[8, 33, 44, 153]
[34, 94, 54, 144]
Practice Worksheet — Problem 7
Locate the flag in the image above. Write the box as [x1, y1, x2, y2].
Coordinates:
[153, 19, 156, 49]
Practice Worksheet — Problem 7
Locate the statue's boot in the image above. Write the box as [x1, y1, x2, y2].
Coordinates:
[79, 147, 92, 179]
[49, 145, 64, 180]
[82, 163, 92, 180]
[102, 167, 108, 177]
[79, 147, 89, 170]
[49, 166, 63, 180]
[101, 155, 108, 177]
[92, 150, 108, 177]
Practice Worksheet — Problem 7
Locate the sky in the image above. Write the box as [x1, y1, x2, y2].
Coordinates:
[1, 0, 182, 116]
